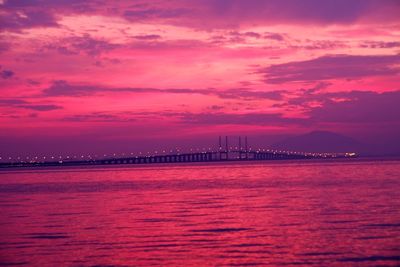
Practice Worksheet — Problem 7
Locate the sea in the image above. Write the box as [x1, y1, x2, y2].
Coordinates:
[0, 159, 399, 266]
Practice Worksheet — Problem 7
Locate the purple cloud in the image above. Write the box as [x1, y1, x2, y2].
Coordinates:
[0, 10, 58, 32]
[132, 34, 162, 40]
[42, 80, 285, 101]
[309, 90, 400, 123]
[65, 110, 303, 126]
[216, 89, 284, 100]
[360, 41, 400, 49]
[0, 98, 63, 111]
[1, 70, 15, 79]
[0, 99, 27, 105]
[260, 54, 400, 84]
[177, 0, 400, 29]
[44, 35, 119, 56]
[123, 7, 191, 21]
[2, 0, 399, 33]
[129, 38, 211, 50]
[63, 112, 135, 122]
[263, 32, 285, 41]
[177, 90, 400, 129]
[19, 104, 63, 111]
[229, 31, 262, 39]
[0, 42, 11, 53]
[293, 40, 347, 50]
[179, 112, 304, 126]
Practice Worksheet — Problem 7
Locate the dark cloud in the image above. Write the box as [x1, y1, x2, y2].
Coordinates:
[2, 0, 94, 16]
[3, 0, 85, 8]
[44, 35, 119, 56]
[176, 90, 400, 129]
[229, 31, 261, 39]
[260, 54, 400, 84]
[217, 31, 286, 44]
[179, 112, 304, 126]
[59, 109, 303, 126]
[309, 90, 400, 123]
[0, 99, 26, 105]
[0, 98, 62, 111]
[274, 88, 400, 126]
[208, 105, 224, 110]
[130, 39, 211, 50]
[360, 41, 400, 49]
[42, 80, 285, 101]
[293, 40, 347, 50]
[124, 7, 191, 21]
[243, 32, 261, 38]
[1, 0, 399, 33]
[1, 70, 15, 79]
[42, 80, 205, 96]
[216, 89, 284, 100]
[63, 112, 134, 122]
[263, 32, 285, 41]
[0, 42, 11, 53]
[18, 104, 63, 111]
[132, 34, 162, 40]
[179, 0, 400, 29]
[0, 10, 58, 32]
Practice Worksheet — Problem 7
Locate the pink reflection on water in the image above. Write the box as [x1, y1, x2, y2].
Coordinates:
[0, 160, 399, 266]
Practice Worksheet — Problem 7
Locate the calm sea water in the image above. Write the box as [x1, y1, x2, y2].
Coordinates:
[0, 159, 399, 266]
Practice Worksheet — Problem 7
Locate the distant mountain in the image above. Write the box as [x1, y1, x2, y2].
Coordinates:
[271, 131, 365, 153]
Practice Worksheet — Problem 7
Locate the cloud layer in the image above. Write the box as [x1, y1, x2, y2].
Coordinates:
[0, 0, 399, 156]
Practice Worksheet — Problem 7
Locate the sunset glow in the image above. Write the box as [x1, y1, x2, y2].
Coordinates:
[1, 0, 400, 156]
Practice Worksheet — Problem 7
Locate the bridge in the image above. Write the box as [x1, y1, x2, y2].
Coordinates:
[0, 136, 357, 168]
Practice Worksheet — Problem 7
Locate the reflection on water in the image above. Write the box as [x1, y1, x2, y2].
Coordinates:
[0, 160, 399, 266]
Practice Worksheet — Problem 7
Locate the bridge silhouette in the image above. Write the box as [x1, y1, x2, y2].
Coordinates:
[0, 136, 356, 168]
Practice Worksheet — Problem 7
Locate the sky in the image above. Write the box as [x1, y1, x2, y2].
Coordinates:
[0, 0, 400, 158]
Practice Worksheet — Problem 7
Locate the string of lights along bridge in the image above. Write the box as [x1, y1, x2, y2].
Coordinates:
[0, 136, 356, 168]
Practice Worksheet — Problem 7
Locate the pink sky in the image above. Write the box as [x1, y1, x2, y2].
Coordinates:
[0, 0, 400, 157]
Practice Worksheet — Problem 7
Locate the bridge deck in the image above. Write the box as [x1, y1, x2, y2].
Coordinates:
[0, 150, 356, 168]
